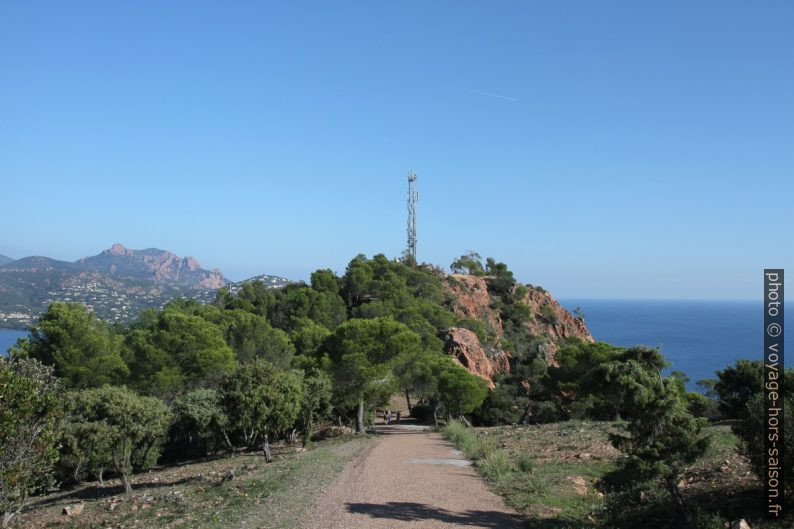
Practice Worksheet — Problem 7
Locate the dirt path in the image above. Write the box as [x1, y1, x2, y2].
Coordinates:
[302, 424, 524, 528]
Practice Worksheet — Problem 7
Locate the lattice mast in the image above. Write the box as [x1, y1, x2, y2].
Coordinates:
[406, 171, 418, 261]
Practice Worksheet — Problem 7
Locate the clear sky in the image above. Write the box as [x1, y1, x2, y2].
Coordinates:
[1, 1, 791, 299]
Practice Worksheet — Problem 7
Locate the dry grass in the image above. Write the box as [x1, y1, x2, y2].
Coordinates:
[15, 436, 372, 529]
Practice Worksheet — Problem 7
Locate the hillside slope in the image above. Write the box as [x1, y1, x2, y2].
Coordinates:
[0, 245, 228, 327]
[441, 274, 593, 386]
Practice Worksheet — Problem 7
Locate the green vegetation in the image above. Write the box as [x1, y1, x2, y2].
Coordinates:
[0, 355, 61, 528]
[0, 253, 490, 527]
[220, 359, 303, 461]
[2, 250, 789, 528]
[22, 302, 128, 388]
[325, 317, 420, 433]
[450, 251, 486, 275]
[603, 353, 709, 524]
[13, 435, 372, 529]
[62, 386, 172, 493]
[445, 421, 790, 529]
[713, 359, 794, 495]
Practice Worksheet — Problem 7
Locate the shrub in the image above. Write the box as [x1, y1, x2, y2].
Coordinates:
[0, 355, 62, 528]
[479, 450, 512, 481]
[409, 403, 434, 423]
[58, 412, 113, 485]
[516, 453, 534, 473]
[605, 360, 709, 525]
[733, 393, 793, 494]
[441, 420, 470, 445]
[221, 359, 304, 461]
[472, 385, 522, 426]
[167, 388, 228, 459]
[460, 435, 498, 461]
[64, 386, 171, 493]
[714, 359, 764, 419]
[539, 304, 558, 324]
[529, 401, 563, 424]
[684, 392, 720, 421]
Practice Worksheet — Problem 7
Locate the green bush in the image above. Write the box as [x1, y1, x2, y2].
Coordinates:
[472, 384, 522, 426]
[221, 359, 304, 460]
[167, 388, 228, 459]
[1, 355, 62, 527]
[539, 304, 558, 324]
[733, 393, 793, 494]
[64, 386, 171, 493]
[516, 453, 534, 473]
[409, 403, 434, 423]
[529, 400, 563, 424]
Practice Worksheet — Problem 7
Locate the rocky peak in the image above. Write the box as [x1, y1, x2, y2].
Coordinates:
[80, 245, 227, 288]
[184, 256, 200, 271]
[441, 273, 594, 385]
[106, 243, 132, 256]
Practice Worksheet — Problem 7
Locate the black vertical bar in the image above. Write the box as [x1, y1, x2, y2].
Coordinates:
[764, 269, 784, 518]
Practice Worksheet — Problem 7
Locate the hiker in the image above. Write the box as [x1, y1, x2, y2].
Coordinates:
[396, 411, 401, 423]
[386, 410, 392, 424]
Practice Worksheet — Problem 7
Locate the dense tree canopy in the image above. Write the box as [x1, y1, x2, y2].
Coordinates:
[125, 310, 236, 395]
[324, 317, 421, 433]
[24, 302, 127, 388]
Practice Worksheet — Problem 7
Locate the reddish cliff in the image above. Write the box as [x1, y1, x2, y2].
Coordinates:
[442, 274, 593, 383]
[440, 327, 510, 389]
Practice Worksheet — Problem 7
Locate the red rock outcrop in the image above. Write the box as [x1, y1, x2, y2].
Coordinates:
[84, 244, 227, 288]
[442, 274, 594, 384]
[522, 288, 594, 345]
[440, 327, 507, 389]
[445, 274, 503, 334]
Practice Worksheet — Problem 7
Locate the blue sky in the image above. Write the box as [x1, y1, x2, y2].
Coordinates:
[1, 1, 791, 299]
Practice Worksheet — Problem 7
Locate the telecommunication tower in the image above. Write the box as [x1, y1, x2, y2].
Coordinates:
[406, 171, 418, 261]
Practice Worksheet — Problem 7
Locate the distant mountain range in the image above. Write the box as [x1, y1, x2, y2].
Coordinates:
[0, 244, 292, 328]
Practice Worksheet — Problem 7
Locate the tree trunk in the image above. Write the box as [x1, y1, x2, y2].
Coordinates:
[98, 468, 105, 487]
[2, 510, 15, 528]
[356, 399, 366, 434]
[459, 414, 472, 427]
[337, 415, 343, 428]
[262, 434, 273, 463]
[405, 390, 413, 414]
[120, 473, 133, 493]
[303, 417, 313, 447]
[432, 406, 439, 427]
[668, 479, 693, 527]
[222, 430, 236, 452]
[519, 403, 532, 425]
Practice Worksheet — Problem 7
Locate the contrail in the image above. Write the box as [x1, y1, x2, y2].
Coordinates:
[464, 88, 519, 102]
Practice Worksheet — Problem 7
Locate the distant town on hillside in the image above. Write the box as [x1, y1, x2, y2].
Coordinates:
[0, 244, 291, 328]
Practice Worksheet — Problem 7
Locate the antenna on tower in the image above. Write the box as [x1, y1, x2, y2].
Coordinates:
[406, 170, 418, 261]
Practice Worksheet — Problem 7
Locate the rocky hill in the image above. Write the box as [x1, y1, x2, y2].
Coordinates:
[0, 254, 14, 266]
[441, 273, 593, 387]
[0, 245, 240, 328]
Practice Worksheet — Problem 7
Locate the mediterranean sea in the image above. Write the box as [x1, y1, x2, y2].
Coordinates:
[559, 299, 790, 389]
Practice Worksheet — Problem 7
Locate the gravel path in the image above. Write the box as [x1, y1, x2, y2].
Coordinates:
[302, 424, 524, 528]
